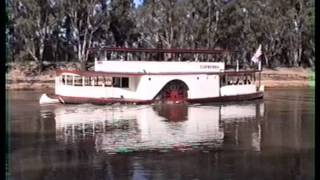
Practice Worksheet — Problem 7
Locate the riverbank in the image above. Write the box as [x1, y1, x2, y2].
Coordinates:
[6, 62, 315, 90]
[6, 62, 80, 90]
[260, 67, 315, 88]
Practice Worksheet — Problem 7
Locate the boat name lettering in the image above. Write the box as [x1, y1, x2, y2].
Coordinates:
[200, 65, 219, 69]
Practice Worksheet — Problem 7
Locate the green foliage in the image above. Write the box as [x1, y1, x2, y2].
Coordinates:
[109, 0, 138, 46]
[8, 0, 315, 68]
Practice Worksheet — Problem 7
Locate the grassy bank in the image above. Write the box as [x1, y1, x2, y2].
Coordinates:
[6, 62, 315, 90]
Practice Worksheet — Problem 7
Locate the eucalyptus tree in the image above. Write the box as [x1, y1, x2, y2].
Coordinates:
[61, 0, 111, 70]
[9, 0, 315, 69]
[184, 0, 227, 61]
[109, 0, 139, 47]
[303, 0, 315, 68]
[136, 0, 193, 60]
[6, 0, 14, 63]
[136, 0, 242, 61]
[12, 0, 59, 71]
[250, 0, 315, 68]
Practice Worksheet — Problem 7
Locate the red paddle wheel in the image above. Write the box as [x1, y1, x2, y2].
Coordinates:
[156, 80, 188, 104]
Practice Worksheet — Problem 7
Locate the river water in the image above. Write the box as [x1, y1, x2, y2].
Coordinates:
[7, 88, 314, 180]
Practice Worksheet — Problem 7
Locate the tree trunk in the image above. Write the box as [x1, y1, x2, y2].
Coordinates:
[293, 50, 299, 67]
[38, 37, 45, 73]
[80, 60, 87, 71]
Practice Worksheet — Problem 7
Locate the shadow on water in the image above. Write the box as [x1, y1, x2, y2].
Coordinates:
[8, 88, 314, 180]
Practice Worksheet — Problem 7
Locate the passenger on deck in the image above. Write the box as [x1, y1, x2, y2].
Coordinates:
[235, 78, 240, 85]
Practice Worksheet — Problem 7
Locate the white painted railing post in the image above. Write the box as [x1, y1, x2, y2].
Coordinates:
[236, 59, 239, 72]
[258, 61, 261, 71]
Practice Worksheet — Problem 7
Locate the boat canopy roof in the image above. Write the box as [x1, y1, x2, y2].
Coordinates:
[56, 69, 260, 77]
[88, 47, 238, 54]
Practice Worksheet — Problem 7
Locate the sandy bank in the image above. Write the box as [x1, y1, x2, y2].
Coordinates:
[260, 67, 314, 88]
[6, 63, 314, 90]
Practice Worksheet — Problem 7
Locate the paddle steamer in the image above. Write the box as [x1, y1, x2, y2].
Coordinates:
[40, 48, 264, 104]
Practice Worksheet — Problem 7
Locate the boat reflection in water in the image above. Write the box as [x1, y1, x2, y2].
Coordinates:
[54, 101, 264, 153]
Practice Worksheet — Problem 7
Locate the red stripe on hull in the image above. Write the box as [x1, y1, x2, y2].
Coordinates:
[57, 95, 153, 105]
[53, 92, 263, 105]
[187, 92, 264, 104]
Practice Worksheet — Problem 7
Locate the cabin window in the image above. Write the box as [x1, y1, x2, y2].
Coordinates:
[223, 73, 256, 86]
[84, 77, 91, 86]
[93, 77, 101, 86]
[252, 74, 256, 82]
[66, 75, 73, 85]
[74, 76, 83, 86]
[244, 74, 251, 84]
[105, 77, 112, 86]
[220, 75, 227, 86]
[98, 76, 104, 86]
[113, 77, 129, 88]
[121, 77, 129, 88]
[244, 74, 255, 84]
[61, 75, 66, 85]
[113, 77, 121, 87]
[239, 76, 244, 84]
[226, 76, 238, 85]
[91, 77, 96, 86]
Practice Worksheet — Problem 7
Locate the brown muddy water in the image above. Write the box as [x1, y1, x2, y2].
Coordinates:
[6, 88, 314, 180]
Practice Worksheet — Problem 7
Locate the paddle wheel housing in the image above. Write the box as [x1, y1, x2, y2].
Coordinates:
[155, 80, 189, 104]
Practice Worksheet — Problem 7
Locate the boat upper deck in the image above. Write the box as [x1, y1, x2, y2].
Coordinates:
[56, 47, 261, 77]
[94, 60, 225, 73]
[89, 47, 239, 73]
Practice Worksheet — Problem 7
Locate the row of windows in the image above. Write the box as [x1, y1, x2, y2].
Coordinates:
[59, 74, 254, 88]
[220, 74, 256, 86]
[60, 75, 129, 88]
